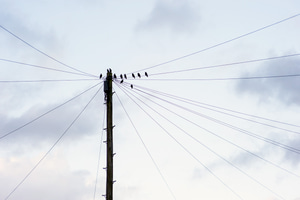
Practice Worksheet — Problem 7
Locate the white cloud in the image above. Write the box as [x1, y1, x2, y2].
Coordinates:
[136, 0, 201, 34]
[0, 151, 97, 200]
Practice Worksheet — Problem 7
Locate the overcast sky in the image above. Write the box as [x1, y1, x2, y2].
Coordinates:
[1, 0, 300, 200]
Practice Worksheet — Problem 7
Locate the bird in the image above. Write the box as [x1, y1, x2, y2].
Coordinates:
[124, 74, 127, 79]
[99, 74, 102, 79]
[120, 74, 123, 79]
[145, 72, 148, 77]
[113, 74, 117, 79]
[131, 84, 133, 89]
[137, 73, 141, 78]
[120, 79, 124, 83]
[132, 73, 135, 78]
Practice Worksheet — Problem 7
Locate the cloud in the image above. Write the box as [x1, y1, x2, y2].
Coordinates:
[0, 90, 102, 149]
[136, 0, 200, 34]
[230, 150, 261, 167]
[0, 152, 98, 200]
[235, 57, 300, 106]
[226, 131, 300, 169]
[0, 3, 64, 64]
[282, 137, 300, 167]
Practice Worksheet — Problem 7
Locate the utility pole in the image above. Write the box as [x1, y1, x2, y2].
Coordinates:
[104, 69, 113, 200]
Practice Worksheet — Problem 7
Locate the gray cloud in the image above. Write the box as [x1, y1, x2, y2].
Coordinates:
[136, 0, 200, 34]
[234, 56, 300, 167]
[0, 155, 98, 200]
[282, 137, 300, 167]
[0, 91, 102, 149]
[230, 150, 261, 167]
[227, 132, 300, 169]
[0, 4, 64, 63]
[235, 57, 300, 106]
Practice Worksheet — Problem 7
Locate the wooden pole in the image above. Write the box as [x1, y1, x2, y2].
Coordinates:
[104, 69, 113, 200]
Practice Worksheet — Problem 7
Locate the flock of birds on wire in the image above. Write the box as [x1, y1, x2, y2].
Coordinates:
[99, 69, 149, 89]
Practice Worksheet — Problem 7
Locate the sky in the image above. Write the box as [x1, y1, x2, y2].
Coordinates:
[0, 0, 300, 200]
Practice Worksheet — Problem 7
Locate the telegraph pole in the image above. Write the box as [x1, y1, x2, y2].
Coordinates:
[104, 69, 113, 200]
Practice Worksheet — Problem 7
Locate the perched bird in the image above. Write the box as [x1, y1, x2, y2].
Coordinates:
[99, 74, 102, 79]
[120, 74, 123, 79]
[145, 72, 148, 77]
[120, 79, 124, 84]
[109, 68, 112, 73]
[131, 84, 133, 89]
[132, 73, 135, 78]
[113, 74, 117, 79]
[137, 73, 141, 78]
[124, 74, 127, 79]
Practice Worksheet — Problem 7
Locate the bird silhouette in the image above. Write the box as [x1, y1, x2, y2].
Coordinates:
[120, 74, 123, 79]
[100, 74, 102, 79]
[131, 84, 133, 89]
[137, 73, 141, 78]
[132, 73, 135, 78]
[113, 74, 117, 79]
[120, 79, 124, 83]
[145, 72, 148, 77]
[124, 74, 127, 79]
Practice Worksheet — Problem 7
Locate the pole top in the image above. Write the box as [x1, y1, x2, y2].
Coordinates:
[107, 68, 112, 74]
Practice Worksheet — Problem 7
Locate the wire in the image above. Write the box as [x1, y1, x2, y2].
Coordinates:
[0, 25, 97, 78]
[185, 102, 300, 134]
[148, 53, 300, 76]
[134, 84, 300, 129]
[131, 13, 300, 73]
[93, 105, 106, 200]
[129, 84, 300, 154]
[115, 90, 177, 200]
[128, 74, 300, 81]
[127, 84, 300, 179]
[116, 83, 244, 200]
[4, 85, 102, 200]
[0, 58, 95, 78]
[0, 83, 101, 140]
[120, 83, 286, 200]
[0, 79, 99, 83]
[153, 91, 300, 153]
[133, 85, 300, 135]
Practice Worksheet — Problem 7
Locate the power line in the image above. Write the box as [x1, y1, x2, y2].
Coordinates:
[129, 84, 300, 154]
[126, 83, 300, 179]
[115, 90, 177, 200]
[128, 74, 300, 82]
[121, 83, 286, 200]
[0, 79, 99, 83]
[131, 13, 300, 73]
[116, 83, 244, 200]
[0, 58, 95, 78]
[133, 85, 299, 135]
[133, 84, 300, 129]
[148, 53, 300, 76]
[0, 25, 96, 77]
[0, 83, 101, 140]
[159, 93, 300, 154]
[4, 85, 102, 200]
